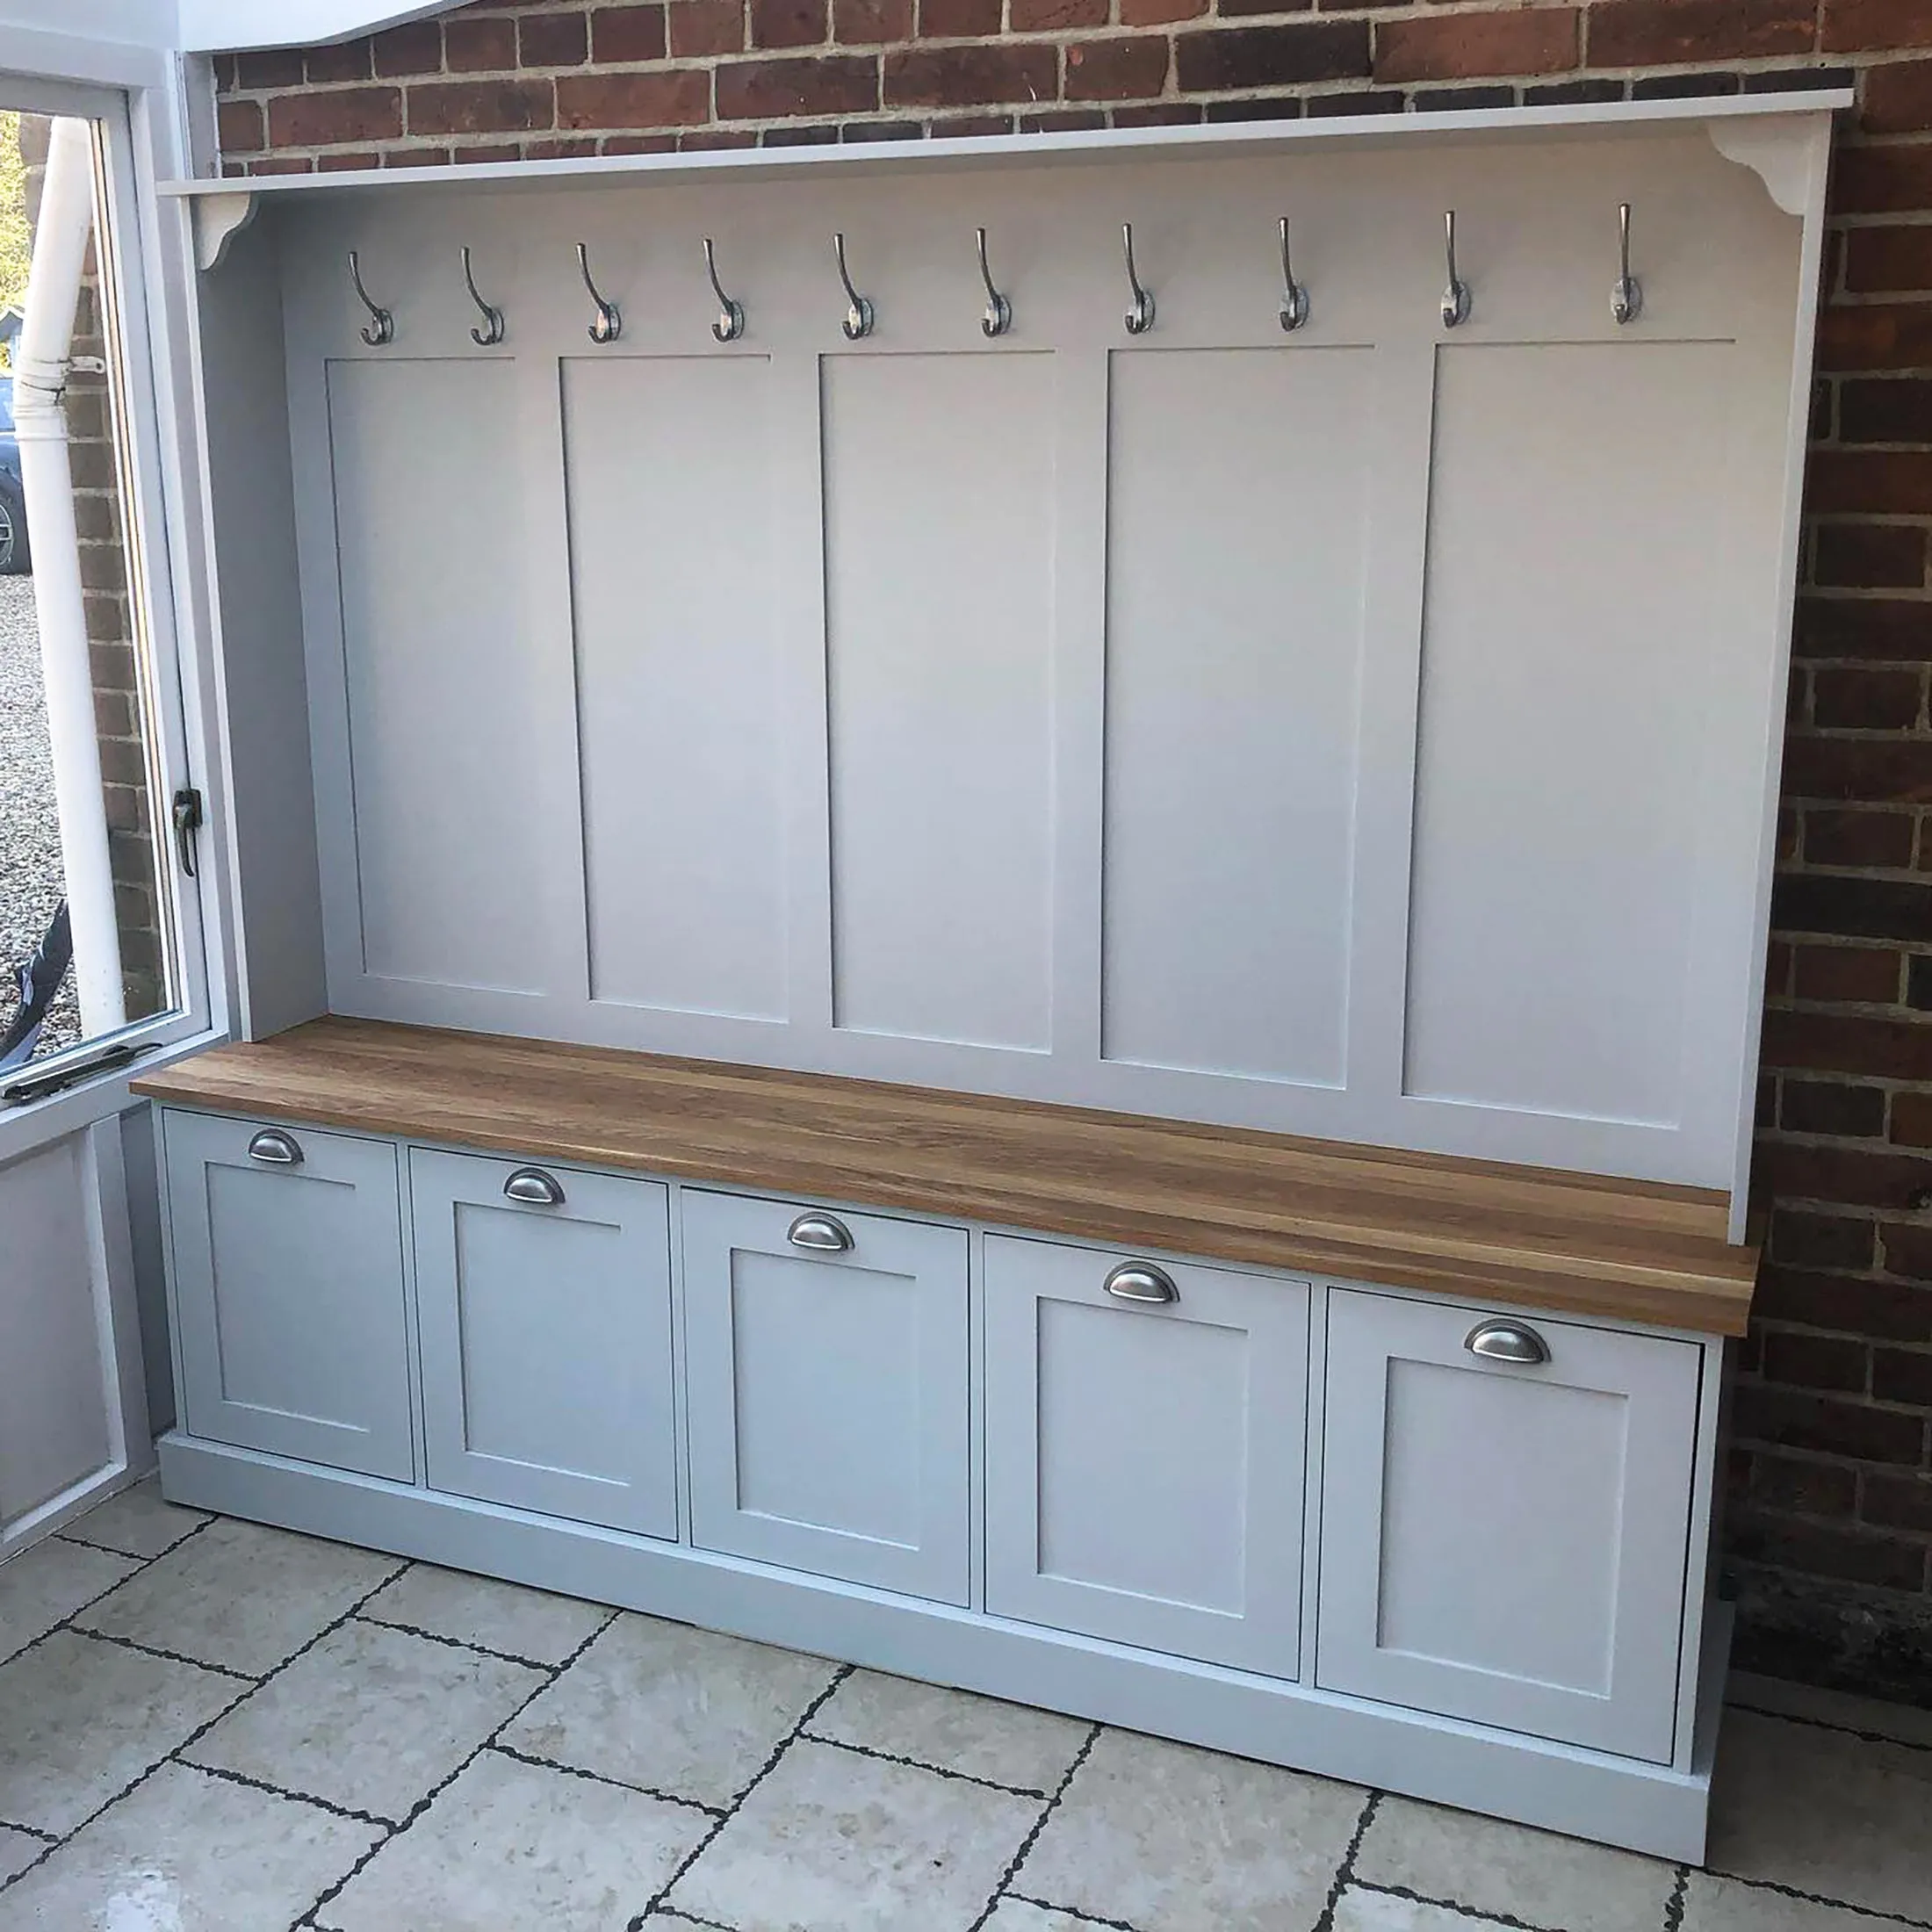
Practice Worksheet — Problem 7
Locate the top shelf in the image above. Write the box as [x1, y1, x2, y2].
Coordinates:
[158, 88, 1850, 204]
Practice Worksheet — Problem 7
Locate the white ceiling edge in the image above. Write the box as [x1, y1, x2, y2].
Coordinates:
[177, 0, 451, 53]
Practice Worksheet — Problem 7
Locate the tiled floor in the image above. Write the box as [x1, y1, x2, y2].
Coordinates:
[1, 1482, 1928, 1931]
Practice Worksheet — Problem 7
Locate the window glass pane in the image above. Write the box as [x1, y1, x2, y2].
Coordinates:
[0, 110, 178, 1074]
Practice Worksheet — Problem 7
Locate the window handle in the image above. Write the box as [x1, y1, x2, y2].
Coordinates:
[171, 787, 203, 879]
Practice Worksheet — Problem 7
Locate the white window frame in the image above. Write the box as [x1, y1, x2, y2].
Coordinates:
[0, 28, 234, 1166]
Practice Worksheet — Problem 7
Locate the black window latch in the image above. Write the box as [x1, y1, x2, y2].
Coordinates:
[172, 787, 204, 879]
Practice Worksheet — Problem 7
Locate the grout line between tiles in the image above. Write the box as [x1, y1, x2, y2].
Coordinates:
[624, 1661, 857, 1932]
[179, 1757, 396, 1830]
[1006, 1889, 1147, 1930]
[0, 1542, 408, 1898]
[1698, 1867, 1932, 1930]
[350, 1608, 570, 1674]
[1729, 1699, 1932, 1760]
[1309, 1787, 1381, 1932]
[1349, 1877, 1571, 1930]
[73, 1625, 262, 1684]
[486, 1741, 726, 1818]
[967, 1719, 1103, 1932]
[797, 1726, 1052, 1799]
[292, 1605, 624, 1932]
[1662, 1865, 1689, 1932]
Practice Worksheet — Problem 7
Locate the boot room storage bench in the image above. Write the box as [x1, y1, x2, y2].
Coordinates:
[134, 1020, 1755, 1862]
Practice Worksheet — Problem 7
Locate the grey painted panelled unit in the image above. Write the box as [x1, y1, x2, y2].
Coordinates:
[983, 1235, 1310, 1676]
[681, 1189, 972, 1604]
[162, 1111, 414, 1481]
[195, 98, 1834, 1222]
[412, 1150, 678, 1538]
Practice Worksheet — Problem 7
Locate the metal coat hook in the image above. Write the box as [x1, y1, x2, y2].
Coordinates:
[462, 246, 505, 347]
[1440, 210, 1471, 329]
[976, 227, 1012, 338]
[703, 237, 746, 343]
[1278, 216, 1309, 333]
[348, 250, 393, 347]
[575, 242, 621, 344]
[1122, 222, 1154, 336]
[1611, 201, 1642, 326]
[833, 232, 874, 340]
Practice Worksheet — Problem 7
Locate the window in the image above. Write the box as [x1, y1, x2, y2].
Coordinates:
[0, 101, 201, 1099]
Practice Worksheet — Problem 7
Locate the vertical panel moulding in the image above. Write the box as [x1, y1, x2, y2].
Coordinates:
[778, 352, 836, 1043]
[1346, 346, 1441, 1115]
[283, 224, 365, 1013]
[564, 356, 787, 1024]
[523, 342, 596, 1021]
[820, 352, 1057, 1052]
[1053, 350, 1111, 1071]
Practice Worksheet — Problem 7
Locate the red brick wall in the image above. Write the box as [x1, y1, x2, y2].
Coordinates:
[215, 0, 1932, 1696]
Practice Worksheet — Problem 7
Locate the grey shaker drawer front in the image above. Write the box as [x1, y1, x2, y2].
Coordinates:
[1316, 1288, 1702, 1763]
[983, 1234, 1310, 1676]
[164, 1109, 414, 1481]
[412, 1149, 678, 1538]
[682, 1190, 970, 1604]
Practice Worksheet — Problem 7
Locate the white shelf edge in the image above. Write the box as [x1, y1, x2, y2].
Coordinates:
[159, 89, 1852, 202]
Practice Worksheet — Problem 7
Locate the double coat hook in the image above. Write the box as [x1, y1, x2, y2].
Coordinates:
[461, 246, 505, 347]
[576, 242, 622, 344]
[1441, 210, 1471, 329]
[1611, 202, 1642, 326]
[348, 250, 393, 347]
[1121, 223, 1154, 335]
[833, 232, 874, 340]
[976, 227, 1012, 338]
[704, 237, 746, 342]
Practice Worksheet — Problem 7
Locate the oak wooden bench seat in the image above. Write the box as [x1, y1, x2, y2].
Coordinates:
[134, 1014, 1757, 1336]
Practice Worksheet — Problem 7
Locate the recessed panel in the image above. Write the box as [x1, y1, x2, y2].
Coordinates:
[822, 353, 1056, 1050]
[564, 357, 787, 1020]
[1036, 1298, 1250, 1612]
[327, 358, 544, 993]
[729, 1249, 921, 1546]
[451, 1202, 631, 1481]
[1103, 348, 1371, 1085]
[1379, 1359, 1626, 1693]
[1403, 342, 1735, 1124]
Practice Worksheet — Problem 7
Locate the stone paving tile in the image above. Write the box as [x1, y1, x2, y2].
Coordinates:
[1705, 1709, 1932, 1922]
[0, 1630, 241, 1838]
[315, 1748, 712, 1931]
[806, 1669, 1090, 1795]
[1353, 1792, 1677, 1932]
[0, 1539, 140, 1665]
[184, 1618, 544, 1824]
[502, 1612, 838, 1809]
[357, 1561, 611, 1665]
[667, 1736, 1040, 1932]
[1332, 1888, 1520, 1930]
[1013, 1728, 1366, 1932]
[56, 1478, 209, 1562]
[0, 1761, 377, 1932]
[75, 1517, 400, 1677]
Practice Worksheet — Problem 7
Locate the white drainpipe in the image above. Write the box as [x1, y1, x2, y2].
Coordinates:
[16, 117, 125, 1038]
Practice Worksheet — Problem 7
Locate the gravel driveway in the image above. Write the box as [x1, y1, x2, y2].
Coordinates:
[0, 573, 83, 1060]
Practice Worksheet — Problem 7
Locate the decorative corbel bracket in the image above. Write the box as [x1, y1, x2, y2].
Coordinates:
[1705, 118, 1825, 219]
[195, 191, 259, 272]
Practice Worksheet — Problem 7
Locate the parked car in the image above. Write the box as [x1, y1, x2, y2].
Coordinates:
[0, 373, 30, 574]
